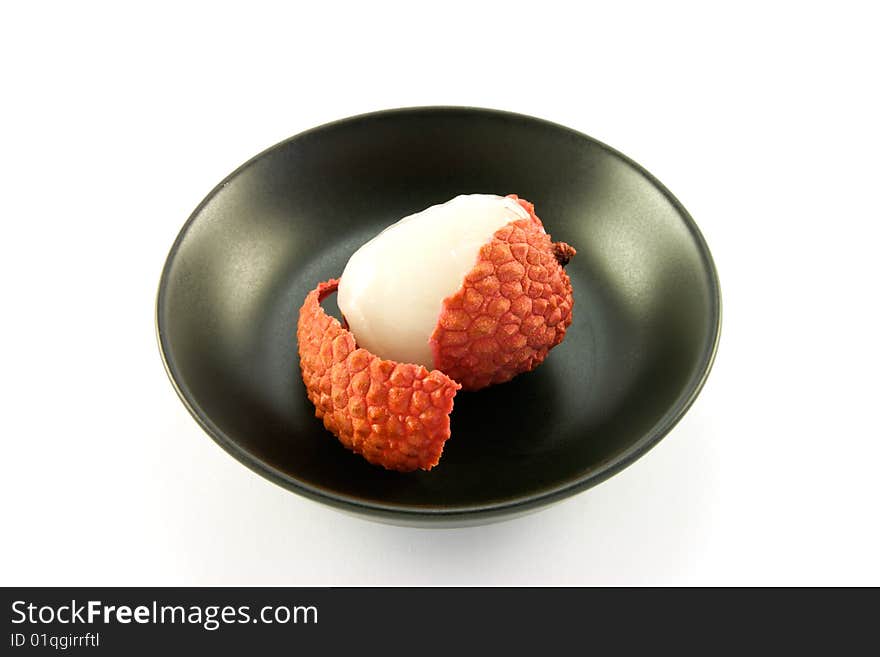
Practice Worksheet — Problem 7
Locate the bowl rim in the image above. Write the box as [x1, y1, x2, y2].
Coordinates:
[156, 106, 722, 522]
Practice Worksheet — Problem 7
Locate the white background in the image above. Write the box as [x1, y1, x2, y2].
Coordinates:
[2, 2, 878, 586]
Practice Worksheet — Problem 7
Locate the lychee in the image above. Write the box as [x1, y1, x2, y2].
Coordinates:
[297, 194, 575, 471]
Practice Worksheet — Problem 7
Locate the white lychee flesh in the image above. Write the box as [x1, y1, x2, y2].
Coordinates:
[337, 194, 530, 368]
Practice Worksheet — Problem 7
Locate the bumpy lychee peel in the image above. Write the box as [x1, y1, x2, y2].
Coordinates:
[297, 279, 461, 472]
[429, 195, 576, 391]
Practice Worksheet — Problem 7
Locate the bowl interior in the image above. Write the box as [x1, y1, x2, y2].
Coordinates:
[158, 108, 719, 520]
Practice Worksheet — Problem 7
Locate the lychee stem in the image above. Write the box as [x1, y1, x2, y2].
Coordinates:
[553, 242, 577, 266]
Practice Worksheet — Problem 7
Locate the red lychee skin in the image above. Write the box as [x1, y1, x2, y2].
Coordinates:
[297, 279, 461, 472]
[429, 195, 575, 391]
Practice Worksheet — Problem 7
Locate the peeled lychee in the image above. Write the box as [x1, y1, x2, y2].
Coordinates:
[338, 194, 575, 390]
[297, 194, 575, 471]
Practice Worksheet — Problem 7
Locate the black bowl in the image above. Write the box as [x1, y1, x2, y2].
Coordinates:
[157, 107, 720, 527]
